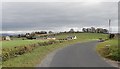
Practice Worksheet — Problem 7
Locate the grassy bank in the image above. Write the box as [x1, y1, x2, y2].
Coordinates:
[2, 33, 108, 67]
[96, 39, 120, 61]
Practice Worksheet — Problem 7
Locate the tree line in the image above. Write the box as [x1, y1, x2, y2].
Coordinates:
[17, 31, 53, 38]
[11, 27, 109, 39]
[82, 27, 108, 34]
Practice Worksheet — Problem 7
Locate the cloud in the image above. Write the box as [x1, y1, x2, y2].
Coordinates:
[2, 2, 118, 33]
[2, 0, 120, 2]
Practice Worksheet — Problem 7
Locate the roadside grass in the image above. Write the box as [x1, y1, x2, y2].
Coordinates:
[0, 41, 1, 69]
[1, 40, 47, 48]
[96, 39, 120, 61]
[2, 33, 108, 67]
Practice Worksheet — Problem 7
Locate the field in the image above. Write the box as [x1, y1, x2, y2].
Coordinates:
[2, 33, 108, 67]
[55, 33, 108, 40]
[1, 40, 47, 48]
[96, 39, 119, 61]
[2, 33, 108, 48]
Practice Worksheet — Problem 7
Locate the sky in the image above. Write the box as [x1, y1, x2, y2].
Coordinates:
[1, 0, 119, 33]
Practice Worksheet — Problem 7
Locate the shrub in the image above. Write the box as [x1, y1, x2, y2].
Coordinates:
[2, 46, 36, 61]
[108, 46, 120, 61]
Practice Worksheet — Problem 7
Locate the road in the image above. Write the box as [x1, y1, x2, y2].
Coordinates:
[37, 41, 114, 67]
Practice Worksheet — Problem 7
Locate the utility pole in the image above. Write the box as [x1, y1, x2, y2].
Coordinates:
[108, 19, 111, 34]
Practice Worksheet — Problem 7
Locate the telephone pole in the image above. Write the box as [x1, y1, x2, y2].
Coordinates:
[108, 19, 111, 34]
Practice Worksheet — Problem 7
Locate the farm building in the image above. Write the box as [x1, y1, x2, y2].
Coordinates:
[47, 36, 56, 40]
[67, 36, 77, 40]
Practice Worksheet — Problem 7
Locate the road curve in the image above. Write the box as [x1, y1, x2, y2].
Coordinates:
[37, 41, 113, 67]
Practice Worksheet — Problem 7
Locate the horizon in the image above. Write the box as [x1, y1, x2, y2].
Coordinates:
[0, 27, 117, 34]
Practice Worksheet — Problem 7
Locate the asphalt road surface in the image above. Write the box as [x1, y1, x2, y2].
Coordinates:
[38, 41, 114, 67]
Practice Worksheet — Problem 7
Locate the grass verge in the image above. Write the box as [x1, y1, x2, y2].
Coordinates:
[96, 39, 120, 61]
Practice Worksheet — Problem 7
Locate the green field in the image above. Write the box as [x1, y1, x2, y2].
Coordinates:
[2, 33, 108, 48]
[2, 33, 108, 67]
[1, 40, 47, 48]
[55, 33, 108, 40]
[96, 39, 119, 61]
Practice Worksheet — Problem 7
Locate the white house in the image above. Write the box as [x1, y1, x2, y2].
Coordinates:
[67, 36, 77, 40]
[5, 36, 11, 41]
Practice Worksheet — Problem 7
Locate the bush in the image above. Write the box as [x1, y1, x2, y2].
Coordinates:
[108, 47, 120, 61]
[2, 45, 36, 61]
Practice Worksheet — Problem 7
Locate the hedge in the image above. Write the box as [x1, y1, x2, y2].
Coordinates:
[2, 40, 65, 61]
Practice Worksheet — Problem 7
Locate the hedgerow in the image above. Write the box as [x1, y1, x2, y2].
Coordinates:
[2, 40, 65, 61]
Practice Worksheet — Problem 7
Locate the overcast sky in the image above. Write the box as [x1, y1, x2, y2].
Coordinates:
[1, 1, 118, 33]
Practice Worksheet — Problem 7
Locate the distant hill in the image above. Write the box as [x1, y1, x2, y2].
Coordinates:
[0, 33, 18, 36]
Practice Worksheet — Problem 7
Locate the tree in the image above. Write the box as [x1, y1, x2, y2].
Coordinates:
[31, 32, 36, 36]
[103, 29, 108, 34]
[82, 28, 87, 32]
[49, 31, 53, 34]
[76, 31, 80, 33]
[87, 28, 92, 33]
[91, 27, 96, 33]
[40, 31, 47, 34]
[26, 33, 30, 35]
[109, 34, 115, 39]
[18, 34, 21, 38]
[69, 29, 75, 33]
[96, 28, 101, 33]
[96, 28, 106, 33]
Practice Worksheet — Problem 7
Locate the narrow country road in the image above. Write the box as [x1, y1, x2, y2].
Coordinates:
[37, 41, 114, 67]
